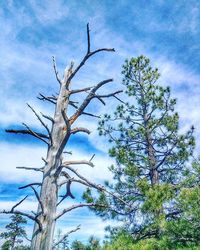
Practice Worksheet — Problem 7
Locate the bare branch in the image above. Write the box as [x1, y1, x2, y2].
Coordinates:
[70, 127, 91, 135]
[55, 203, 105, 220]
[52, 56, 62, 85]
[61, 109, 69, 128]
[53, 225, 81, 248]
[95, 90, 123, 105]
[0, 196, 44, 230]
[16, 166, 44, 172]
[6, 126, 49, 145]
[69, 101, 79, 109]
[58, 176, 90, 188]
[11, 196, 29, 212]
[82, 112, 101, 118]
[41, 112, 54, 123]
[22, 123, 49, 145]
[87, 23, 90, 54]
[89, 154, 95, 162]
[70, 79, 113, 124]
[57, 180, 75, 206]
[65, 166, 130, 206]
[63, 151, 72, 155]
[64, 61, 74, 85]
[19, 183, 42, 190]
[1, 209, 43, 231]
[38, 93, 56, 105]
[62, 159, 94, 168]
[42, 157, 48, 164]
[66, 23, 115, 83]
[70, 86, 94, 95]
[30, 186, 44, 214]
[27, 103, 52, 142]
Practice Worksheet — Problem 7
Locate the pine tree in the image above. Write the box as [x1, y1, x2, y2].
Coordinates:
[83, 56, 196, 241]
[0, 214, 28, 249]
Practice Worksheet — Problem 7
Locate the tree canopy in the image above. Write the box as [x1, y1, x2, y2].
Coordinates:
[83, 56, 200, 248]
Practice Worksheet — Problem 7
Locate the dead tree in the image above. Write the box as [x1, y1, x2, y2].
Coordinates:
[1, 24, 123, 249]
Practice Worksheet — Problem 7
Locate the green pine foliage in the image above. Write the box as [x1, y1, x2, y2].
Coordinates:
[71, 236, 101, 250]
[0, 214, 29, 249]
[83, 56, 199, 248]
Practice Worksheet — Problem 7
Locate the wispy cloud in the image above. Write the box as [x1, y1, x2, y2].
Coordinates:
[1, 0, 200, 244]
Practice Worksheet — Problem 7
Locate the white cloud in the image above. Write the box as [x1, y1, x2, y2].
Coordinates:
[0, 143, 45, 183]
[29, 0, 69, 24]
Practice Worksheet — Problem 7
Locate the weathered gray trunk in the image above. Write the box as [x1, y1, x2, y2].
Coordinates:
[3, 25, 116, 250]
[31, 84, 70, 249]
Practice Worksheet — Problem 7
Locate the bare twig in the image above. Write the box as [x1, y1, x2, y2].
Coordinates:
[53, 225, 81, 248]
[87, 23, 91, 54]
[52, 56, 62, 85]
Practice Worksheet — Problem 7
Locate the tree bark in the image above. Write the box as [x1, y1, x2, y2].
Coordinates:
[31, 84, 70, 249]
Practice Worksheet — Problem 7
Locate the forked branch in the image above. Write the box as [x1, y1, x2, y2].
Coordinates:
[66, 23, 115, 84]
[0, 196, 43, 231]
[69, 79, 113, 124]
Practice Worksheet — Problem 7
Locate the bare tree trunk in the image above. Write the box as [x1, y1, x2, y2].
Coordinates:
[2, 24, 123, 250]
[31, 83, 69, 249]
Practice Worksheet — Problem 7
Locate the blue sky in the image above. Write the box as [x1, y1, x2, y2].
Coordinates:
[0, 0, 200, 246]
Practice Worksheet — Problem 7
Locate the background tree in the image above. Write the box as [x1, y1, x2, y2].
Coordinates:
[0, 24, 123, 249]
[0, 214, 28, 249]
[71, 236, 101, 250]
[84, 56, 196, 243]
